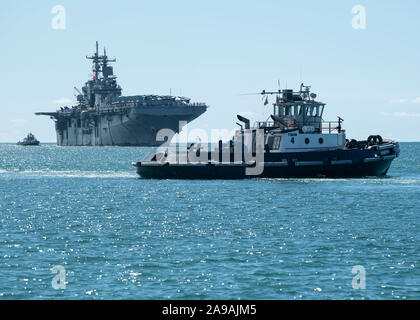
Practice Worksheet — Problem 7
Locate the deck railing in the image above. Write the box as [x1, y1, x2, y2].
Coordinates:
[253, 120, 344, 134]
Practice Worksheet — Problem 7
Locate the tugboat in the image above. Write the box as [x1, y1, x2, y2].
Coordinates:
[132, 84, 400, 179]
[17, 133, 40, 146]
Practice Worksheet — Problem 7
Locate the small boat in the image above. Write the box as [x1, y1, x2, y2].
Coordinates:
[17, 133, 40, 146]
[132, 84, 400, 179]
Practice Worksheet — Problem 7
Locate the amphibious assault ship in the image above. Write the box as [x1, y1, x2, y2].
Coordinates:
[133, 84, 399, 179]
[36, 42, 207, 146]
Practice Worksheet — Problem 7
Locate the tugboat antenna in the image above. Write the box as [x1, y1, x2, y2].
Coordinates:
[300, 67, 303, 84]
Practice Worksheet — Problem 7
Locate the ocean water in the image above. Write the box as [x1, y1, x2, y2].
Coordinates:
[0, 143, 418, 300]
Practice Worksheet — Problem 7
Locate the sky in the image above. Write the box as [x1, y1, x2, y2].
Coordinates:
[0, 0, 419, 142]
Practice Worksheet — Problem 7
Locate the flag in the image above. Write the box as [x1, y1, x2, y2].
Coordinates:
[276, 95, 280, 106]
[264, 96, 269, 106]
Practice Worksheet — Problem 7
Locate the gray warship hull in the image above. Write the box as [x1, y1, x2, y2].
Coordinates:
[50, 103, 206, 146]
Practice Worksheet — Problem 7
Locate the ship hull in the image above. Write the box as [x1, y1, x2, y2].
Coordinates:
[55, 105, 206, 146]
[135, 158, 395, 179]
[133, 143, 399, 179]
[17, 142, 40, 146]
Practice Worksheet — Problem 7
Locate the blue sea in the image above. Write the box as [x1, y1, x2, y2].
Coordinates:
[0, 143, 418, 300]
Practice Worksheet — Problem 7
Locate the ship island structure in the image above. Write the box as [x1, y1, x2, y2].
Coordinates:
[36, 42, 207, 146]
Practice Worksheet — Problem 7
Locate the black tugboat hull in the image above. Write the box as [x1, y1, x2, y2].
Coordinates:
[134, 158, 394, 179]
[258, 158, 394, 178]
[133, 143, 399, 179]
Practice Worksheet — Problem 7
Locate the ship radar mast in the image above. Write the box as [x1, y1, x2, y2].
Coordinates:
[86, 41, 116, 80]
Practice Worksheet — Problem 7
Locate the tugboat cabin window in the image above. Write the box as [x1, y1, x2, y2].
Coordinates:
[273, 136, 281, 150]
[298, 105, 303, 115]
[310, 106, 316, 116]
[266, 135, 281, 150]
[279, 106, 284, 116]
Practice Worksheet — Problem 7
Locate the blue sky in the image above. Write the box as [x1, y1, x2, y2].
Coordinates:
[1, 0, 419, 142]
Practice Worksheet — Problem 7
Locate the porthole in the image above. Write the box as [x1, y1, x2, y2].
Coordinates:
[305, 138, 310, 144]
[319, 138, 324, 144]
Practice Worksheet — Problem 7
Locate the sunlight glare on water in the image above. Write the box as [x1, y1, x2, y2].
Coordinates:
[0, 143, 418, 299]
